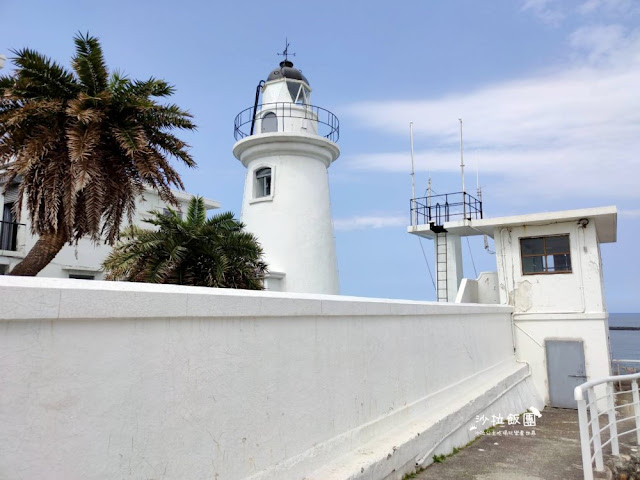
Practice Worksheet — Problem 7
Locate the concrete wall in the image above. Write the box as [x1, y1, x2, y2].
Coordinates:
[455, 272, 500, 304]
[0, 277, 541, 480]
[513, 313, 611, 405]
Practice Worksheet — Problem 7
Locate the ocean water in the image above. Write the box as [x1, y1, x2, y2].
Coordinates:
[608, 313, 640, 361]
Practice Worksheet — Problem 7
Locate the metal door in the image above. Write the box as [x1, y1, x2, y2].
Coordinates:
[546, 340, 587, 409]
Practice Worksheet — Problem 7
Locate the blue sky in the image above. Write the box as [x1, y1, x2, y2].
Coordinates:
[2, 0, 639, 311]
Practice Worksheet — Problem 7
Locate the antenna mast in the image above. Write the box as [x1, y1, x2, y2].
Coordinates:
[459, 118, 466, 219]
[475, 145, 481, 204]
[410, 122, 416, 226]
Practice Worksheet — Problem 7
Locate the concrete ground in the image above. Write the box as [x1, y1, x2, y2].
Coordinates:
[412, 408, 639, 480]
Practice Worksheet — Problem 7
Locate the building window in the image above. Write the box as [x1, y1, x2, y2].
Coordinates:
[163, 208, 183, 220]
[255, 167, 272, 198]
[520, 235, 572, 275]
[1, 202, 18, 251]
[261, 112, 278, 133]
[69, 274, 95, 280]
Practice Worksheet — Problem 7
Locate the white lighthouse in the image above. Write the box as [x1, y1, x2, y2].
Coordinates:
[232, 53, 340, 294]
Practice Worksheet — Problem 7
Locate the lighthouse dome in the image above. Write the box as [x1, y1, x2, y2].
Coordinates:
[266, 60, 309, 85]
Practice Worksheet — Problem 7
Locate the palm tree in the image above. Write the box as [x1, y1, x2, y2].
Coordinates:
[103, 196, 267, 289]
[0, 33, 196, 275]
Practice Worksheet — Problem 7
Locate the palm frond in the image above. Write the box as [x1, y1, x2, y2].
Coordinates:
[131, 78, 175, 98]
[9, 47, 78, 98]
[186, 196, 206, 226]
[72, 32, 109, 96]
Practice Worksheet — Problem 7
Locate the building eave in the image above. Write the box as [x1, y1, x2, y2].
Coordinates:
[408, 206, 618, 243]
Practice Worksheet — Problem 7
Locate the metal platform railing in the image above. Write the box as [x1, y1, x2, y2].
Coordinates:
[410, 192, 483, 227]
[575, 371, 640, 480]
[233, 102, 339, 142]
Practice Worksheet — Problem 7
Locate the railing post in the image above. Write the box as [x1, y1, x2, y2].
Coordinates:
[411, 199, 416, 227]
[462, 191, 467, 220]
[632, 379, 640, 444]
[607, 383, 620, 455]
[587, 388, 604, 471]
[577, 397, 594, 480]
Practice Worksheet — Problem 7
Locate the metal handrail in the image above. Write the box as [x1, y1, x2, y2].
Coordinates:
[410, 191, 483, 227]
[575, 372, 640, 480]
[233, 102, 339, 142]
[612, 359, 640, 375]
[612, 360, 640, 391]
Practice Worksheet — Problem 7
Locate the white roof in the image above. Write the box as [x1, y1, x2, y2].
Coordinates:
[408, 206, 617, 243]
[143, 187, 220, 210]
[170, 189, 220, 210]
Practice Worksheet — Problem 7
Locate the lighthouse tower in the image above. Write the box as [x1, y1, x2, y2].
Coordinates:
[232, 53, 340, 294]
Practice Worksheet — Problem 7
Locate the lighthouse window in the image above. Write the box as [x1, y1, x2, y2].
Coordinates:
[520, 235, 571, 275]
[255, 167, 272, 198]
[287, 81, 301, 103]
[261, 112, 278, 133]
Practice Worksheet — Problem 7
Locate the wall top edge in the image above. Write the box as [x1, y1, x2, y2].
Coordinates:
[512, 312, 608, 321]
[0, 276, 513, 320]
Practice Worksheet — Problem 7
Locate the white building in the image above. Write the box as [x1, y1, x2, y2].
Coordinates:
[232, 57, 340, 294]
[409, 196, 617, 408]
[0, 180, 220, 278]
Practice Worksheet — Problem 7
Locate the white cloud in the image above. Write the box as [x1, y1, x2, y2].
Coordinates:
[578, 0, 637, 16]
[342, 25, 640, 200]
[521, 0, 565, 25]
[570, 24, 627, 64]
[620, 209, 640, 218]
[334, 215, 407, 231]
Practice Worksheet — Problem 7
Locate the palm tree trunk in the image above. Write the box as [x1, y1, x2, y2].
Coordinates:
[8, 231, 68, 276]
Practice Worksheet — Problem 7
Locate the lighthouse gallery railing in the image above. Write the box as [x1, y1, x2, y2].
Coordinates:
[234, 102, 339, 142]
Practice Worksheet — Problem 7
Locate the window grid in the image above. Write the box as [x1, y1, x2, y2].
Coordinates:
[520, 234, 572, 275]
[255, 167, 272, 198]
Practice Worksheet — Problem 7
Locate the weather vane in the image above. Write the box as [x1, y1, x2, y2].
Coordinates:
[277, 38, 296, 62]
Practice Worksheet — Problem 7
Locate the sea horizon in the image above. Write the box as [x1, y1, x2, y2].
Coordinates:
[608, 312, 640, 361]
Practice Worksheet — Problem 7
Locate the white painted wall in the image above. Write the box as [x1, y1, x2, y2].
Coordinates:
[0, 277, 541, 480]
[234, 134, 340, 295]
[493, 221, 605, 314]
[436, 234, 463, 302]
[513, 314, 611, 406]
[0, 189, 219, 278]
[255, 102, 320, 136]
[455, 272, 500, 304]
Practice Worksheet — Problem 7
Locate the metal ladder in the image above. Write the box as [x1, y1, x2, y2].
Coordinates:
[436, 232, 448, 302]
